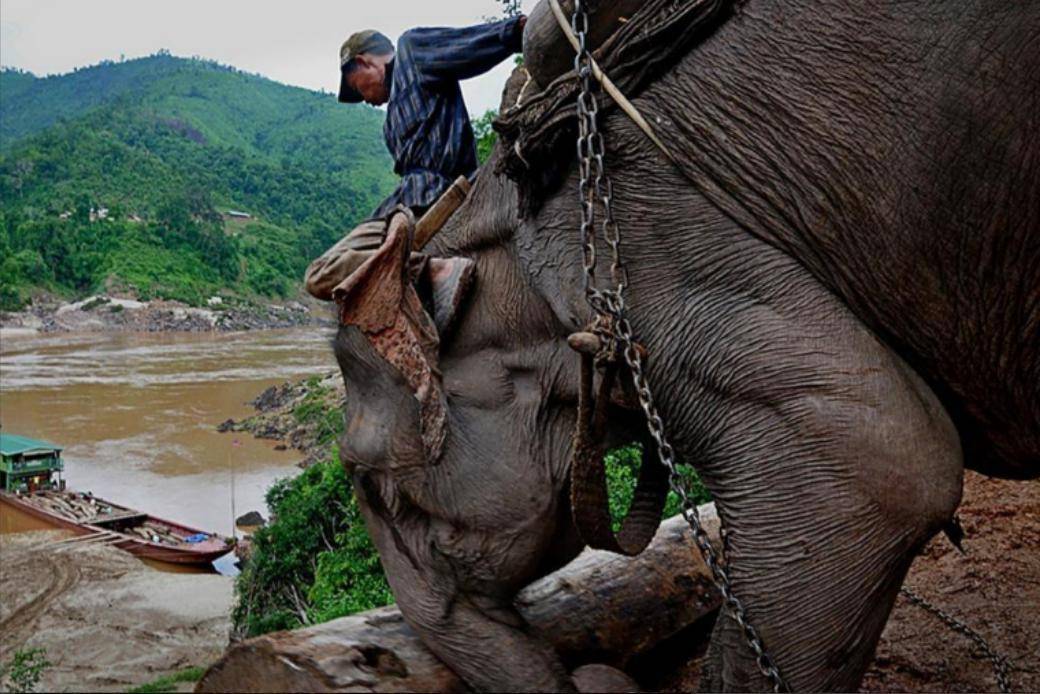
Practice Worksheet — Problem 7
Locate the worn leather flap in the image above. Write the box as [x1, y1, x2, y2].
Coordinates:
[335, 212, 448, 465]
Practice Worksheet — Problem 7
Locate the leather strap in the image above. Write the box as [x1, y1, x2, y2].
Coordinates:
[570, 351, 669, 556]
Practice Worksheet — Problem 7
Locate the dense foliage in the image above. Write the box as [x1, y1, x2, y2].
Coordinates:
[0, 55, 397, 310]
[232, 457, 393, 639]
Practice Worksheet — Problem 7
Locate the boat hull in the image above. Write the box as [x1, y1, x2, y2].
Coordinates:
[0, 492, 232, 565]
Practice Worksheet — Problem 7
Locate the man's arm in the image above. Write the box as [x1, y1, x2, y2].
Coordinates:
[400, 17, 524, 85]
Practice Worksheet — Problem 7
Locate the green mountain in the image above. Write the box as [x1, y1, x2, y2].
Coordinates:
[0, 54, 397, 309]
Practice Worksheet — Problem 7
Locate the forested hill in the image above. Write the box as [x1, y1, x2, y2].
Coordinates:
[0, 54, 398, 310]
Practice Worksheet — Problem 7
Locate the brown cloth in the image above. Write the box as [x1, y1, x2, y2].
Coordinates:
[304, 219, 428, 302]
[493, 0, 730, 216]
[305, 215, 475, 336]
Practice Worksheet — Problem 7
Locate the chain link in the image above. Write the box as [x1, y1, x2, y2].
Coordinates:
[900, 586, 1013, 693]
[569, 2, 787, 690]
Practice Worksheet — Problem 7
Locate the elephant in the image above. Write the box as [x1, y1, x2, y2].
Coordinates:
[331, 0, 1039, 691]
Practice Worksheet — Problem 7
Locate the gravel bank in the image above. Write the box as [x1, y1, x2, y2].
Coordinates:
[1, 294, 335, 333]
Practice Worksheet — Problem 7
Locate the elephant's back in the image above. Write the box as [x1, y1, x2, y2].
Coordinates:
[643, 0, 1040, 477]
[824, 2, 1040, 479]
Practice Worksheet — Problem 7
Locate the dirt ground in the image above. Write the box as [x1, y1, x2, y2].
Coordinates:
[0, 531, 233, 692]
[861, 472, 1039, 693]
[654, 472, 1038, 693]
[0, 472, 1034, 693]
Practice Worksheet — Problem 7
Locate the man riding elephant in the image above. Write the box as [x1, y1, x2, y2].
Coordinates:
[304, 16, 526, 300]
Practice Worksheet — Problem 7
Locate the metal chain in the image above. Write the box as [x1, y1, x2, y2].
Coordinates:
[900, 586, 1013, 693]
[570, 2, 788, 691]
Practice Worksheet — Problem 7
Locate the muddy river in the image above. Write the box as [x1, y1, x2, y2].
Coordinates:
[0, 329, 337, 543]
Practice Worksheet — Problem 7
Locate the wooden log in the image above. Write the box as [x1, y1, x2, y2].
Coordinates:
[197, 504, 722, 693]
[523, 0, 644, 89]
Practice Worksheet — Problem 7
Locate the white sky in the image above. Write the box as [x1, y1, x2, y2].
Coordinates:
[0, 0, 538, 115]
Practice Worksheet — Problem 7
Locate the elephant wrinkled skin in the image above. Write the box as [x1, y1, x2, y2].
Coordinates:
[331, 1, 1039, 691]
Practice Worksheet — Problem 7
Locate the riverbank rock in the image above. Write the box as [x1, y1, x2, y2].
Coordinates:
[217, 373, 345, 468]
[0, 294, 332, 334]
[236, 511, 266, 528]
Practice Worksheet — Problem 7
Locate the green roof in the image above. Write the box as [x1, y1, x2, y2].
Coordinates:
[0, 433, 63, 457]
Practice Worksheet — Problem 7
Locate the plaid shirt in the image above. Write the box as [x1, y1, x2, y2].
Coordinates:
[372, 18, 523, 219]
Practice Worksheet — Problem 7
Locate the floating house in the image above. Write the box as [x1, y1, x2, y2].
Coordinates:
[0, 434, 65, 493]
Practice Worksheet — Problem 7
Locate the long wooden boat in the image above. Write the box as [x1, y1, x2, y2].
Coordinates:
[0, 489, 233, 565]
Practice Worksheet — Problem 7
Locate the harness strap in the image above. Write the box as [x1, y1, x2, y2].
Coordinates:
[550, 0, 675, 555]
[570, 349, 669, 556]
[547, 0, 683, 169]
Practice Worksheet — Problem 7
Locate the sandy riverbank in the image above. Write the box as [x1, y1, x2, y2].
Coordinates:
[0, 531, 233, 692]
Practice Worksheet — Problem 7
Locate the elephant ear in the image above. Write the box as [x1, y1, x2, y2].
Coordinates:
[425, 257, 476, 335]
[334, 211, 447, 465]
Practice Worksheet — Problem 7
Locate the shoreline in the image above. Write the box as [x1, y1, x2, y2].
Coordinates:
[0, 294, 337, 334]
[217, 372, 345, 469]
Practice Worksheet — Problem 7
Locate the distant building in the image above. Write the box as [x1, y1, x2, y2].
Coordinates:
[0, 434, 65, 493]
[225, 210, 252, 219]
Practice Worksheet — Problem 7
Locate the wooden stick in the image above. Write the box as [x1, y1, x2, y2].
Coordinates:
[412, 176, 471, 251]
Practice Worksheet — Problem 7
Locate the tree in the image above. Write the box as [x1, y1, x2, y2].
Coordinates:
[496, 0, 522, 18]
[473, 109, 499, 164]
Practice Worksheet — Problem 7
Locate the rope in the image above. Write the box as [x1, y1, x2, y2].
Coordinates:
[511, 67, 536, 111]
[547, 0, 683, 169]
[569, 349, 669, 556]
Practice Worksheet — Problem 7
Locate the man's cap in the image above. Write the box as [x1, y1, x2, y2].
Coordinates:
[338, 30, 394, 103]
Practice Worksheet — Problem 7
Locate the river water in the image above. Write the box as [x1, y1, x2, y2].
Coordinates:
[0, 328, 338, 541]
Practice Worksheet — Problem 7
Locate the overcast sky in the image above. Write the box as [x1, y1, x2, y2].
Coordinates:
[0, 0, 538, 115]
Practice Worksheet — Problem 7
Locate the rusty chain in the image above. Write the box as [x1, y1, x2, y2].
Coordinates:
[569, 1, 788, 690]
[900, 586, 1013, 693]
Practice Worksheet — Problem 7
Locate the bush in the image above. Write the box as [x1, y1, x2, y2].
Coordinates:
[289, 375, 346, 449]
[605, 444, 711, 531]
[0, 648, 50, 693]
[231, 457, 392, 638]
[127, 666, 205, 694]
[0, 248, 48, 311]
[0, 281, 28, 312]
[307, 516, 394, 623]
